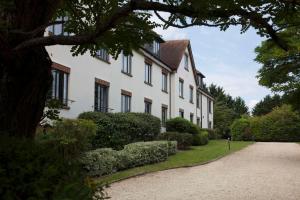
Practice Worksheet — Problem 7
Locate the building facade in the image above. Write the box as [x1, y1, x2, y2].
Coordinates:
[46, 30, 214, 129]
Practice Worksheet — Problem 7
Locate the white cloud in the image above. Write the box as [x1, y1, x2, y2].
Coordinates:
[248, 99, 259, 112]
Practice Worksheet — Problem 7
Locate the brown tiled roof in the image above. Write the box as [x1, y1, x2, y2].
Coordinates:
[160, 40, 190, 70]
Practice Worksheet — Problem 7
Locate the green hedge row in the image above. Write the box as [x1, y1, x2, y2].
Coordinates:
[78, 112, 161, 150]
[231, 105, 300, 142]
[81, 141, 177, 177]
[158, 132, 193, 150]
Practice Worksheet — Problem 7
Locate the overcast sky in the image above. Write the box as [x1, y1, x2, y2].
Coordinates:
[154, 25, 271, 111]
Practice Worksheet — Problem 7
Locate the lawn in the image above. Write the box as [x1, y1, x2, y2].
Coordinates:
[93, 140, 253, 185]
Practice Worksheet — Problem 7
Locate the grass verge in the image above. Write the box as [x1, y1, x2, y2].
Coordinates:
[93, 140, 253, 185]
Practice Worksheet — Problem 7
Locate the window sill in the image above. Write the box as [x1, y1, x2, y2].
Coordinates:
[144, 81, 153, 87]
[95, 56, 110, 64]
[162, 90, 168, 94]
[121, 71, 133, 77]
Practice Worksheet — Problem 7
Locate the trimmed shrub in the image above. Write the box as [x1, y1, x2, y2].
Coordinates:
[193, 131, 209, 146]
[231, 118, 252, 141]
[78, 112, 161, 149]
[202, 128, 218, 140]
[250, 105, 300, 142]
[166, 117, 198, 135]
[81, 141, 177, 177]
[158, 132, 193, 150]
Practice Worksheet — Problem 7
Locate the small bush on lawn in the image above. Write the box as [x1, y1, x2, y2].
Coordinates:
[0, 135, 98, 200]
[202, 128, 218, 140]
[250, 105, 300, 142]
[166, 117, 199, 135]
[158, 132, 193, 150]
[193, 131, 209, 146]
[78, 112, 161, 149]
[81, 141, 177, 177]
[231, 118, 252, 141]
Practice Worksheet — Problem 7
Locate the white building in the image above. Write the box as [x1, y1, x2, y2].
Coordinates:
[46, 30, 214, 129]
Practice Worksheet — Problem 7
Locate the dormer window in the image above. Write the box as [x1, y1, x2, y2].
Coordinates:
[184, 53, 189, 70]
[153, 40, 160, 55]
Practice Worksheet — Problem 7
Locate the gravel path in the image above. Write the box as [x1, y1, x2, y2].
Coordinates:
[107, 142, 300, 200]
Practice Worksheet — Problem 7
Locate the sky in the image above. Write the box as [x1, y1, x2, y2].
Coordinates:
[154, 25, 271, 111]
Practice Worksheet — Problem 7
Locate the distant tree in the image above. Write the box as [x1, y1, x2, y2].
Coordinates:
[252, 94, 284, 116]
[233, 97, 249, 117]
[213, 101, 236, 138]
[208, 84, 248, 137]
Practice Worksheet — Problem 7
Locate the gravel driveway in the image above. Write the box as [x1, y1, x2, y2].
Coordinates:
[107, 142, 300, 200]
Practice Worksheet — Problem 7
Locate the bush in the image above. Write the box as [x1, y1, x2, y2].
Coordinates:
[37, 119, 97, 158]
[193, 131, 209, 146]
[231, 118, 252, 141]
[78, 112, 161, 149]
[158, 132, 193, 150]
[202, 128, 218, 140]
[0, 136, 96, 200]
[166, 117, 199, 135]
[250, 105, 300, 142]
[81, 141, 177, 176]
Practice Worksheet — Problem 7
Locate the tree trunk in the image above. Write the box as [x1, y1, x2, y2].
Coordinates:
[0, 47, 52, 138]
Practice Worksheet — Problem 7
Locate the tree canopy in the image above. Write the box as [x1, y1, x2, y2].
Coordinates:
[252, 94, 284, 116]
[255, 27, 300, 110]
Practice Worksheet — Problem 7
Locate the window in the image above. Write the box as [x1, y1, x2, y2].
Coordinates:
[190, 113, 194, 123]
[122, 53, 132, 75]
[51, 69, 69, 106]
[208, 100, 212, 113]
[184, 53, 189, 70]
[161, 106, 168, 127]
[162, 72, 168, 92]
[48, 16, 69, 36]
[121, 93, 131, 113]
[189, 86, 194, 103]
[153, 40, 160, 55]
[179, 109, 184, 118]
[196, 93, 200, 108]
[197, 118, 200, 126]
[179, 79, 184, 98]
[208, 121, 212, 129]
[144, 99, 152, 114]
[144, 63, 152, 84]
[95, 49, 109, 62]
[95, 83, 109, 112]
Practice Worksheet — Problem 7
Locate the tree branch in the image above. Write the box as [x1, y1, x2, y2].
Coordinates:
[14, 0, 291, 51]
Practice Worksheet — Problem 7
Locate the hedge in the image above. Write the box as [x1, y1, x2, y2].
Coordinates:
[81, 141, 177, 177]
[158, 132, 193, 150]
[192, 131, 209, 146]
[166, 117, 199, 135]
[231, 118, 252, 141]
[231, 105, 300, 142]
[250, 105, 300, 142]
[78, 112, 161, 149]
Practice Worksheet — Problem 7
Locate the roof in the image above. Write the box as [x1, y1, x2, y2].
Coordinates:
[196, 70, 206, 78]
[160, 40, 190, 70]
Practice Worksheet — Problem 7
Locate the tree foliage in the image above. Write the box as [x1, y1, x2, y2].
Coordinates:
[208, 84, 248, 138]
[255, 28, 300, 111]
[252, 94, 284, 116]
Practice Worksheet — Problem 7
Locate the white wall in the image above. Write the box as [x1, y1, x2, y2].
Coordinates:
[46, 45, 171, 121]
[171, 48, 197, 123]
[47, 43, 214, 129]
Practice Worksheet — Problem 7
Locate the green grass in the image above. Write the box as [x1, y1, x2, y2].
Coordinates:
[93, 140, 253, 185]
